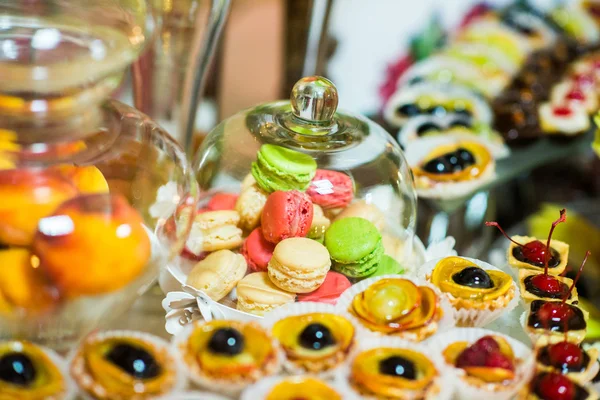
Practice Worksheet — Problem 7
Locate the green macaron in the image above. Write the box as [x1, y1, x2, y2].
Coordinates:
[251, 144, 317, 193]
[368, 255, 404, 278]
[324, 217, 384, 278]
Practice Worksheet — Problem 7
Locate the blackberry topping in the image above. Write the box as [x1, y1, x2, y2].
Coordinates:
[379, 356, 417, 380]
[0, 353, 36, 386]
[207, 328, 245, 356]
[452, 266, 494, 289]
[299, 323, 336, 351]
[105, 343, 161, 379]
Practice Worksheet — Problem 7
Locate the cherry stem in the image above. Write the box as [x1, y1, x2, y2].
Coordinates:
[485, 221, 523, 247]
[544, 209, 567, 276]
[562, 250, 590, 304]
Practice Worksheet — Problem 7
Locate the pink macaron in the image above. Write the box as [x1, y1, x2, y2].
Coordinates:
[306, 169, 353, 209]
[241, 228, 275, 272]
[297, 271, 352, 305]
[207, 192, 239, 211]
[261, 190, 313, 244]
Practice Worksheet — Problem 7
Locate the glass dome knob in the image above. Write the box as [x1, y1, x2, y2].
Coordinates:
[290, 76, 339, 123]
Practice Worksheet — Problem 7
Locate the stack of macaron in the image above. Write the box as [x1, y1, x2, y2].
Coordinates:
[179, 143, 408, 317]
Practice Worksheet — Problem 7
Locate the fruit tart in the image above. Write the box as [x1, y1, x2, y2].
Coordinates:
[240, 376, 357, 400]
[427, 256, 517, 327]
[348, 344, 444, 399]
[519, 371, 598, 400]
[176, 320, 281, 396]
[519, 269, 578, 306]
[341, 276, 449, 341]
[407, 137, 496, 199]
[536, 341, 599, 385]
[266, 303, 356, 375]
[487, 209, 569, 275]
[0, 341, 74, 400]
[435, 328, 534, 400]
[70, 330, 184, 400]
[524, 252, 590, 345]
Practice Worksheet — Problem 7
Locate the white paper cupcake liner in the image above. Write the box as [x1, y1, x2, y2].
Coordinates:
[426, 327, 535, 400]
[261, 302, 363, 379]
[240, 375, 360, 400]
[416, 257, 520, 327]
[155, 391, 231, 400]
[336, 274, 456, 342]
[69, 330, 187, 400]
[172, 320, 283, 397]
[335, 336, 454, 400]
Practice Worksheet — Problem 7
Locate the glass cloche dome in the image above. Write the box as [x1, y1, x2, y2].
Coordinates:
[181, 76, 419, 319]
[0, 1, 198, 349]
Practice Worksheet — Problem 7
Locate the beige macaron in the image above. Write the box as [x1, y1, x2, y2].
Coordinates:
[186, 210, 244, 253]
[186, 250, 247, 301]
[236, 272, 296, 316]
[334, 201, 386, 230]
[235, 183, 268, 231]
[309, 204, 330, 240]
[268, 237, 330, 294]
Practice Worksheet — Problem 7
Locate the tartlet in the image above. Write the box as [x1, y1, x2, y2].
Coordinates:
[70, 330, 183, 400]
[525, 300, 589, 345]
[176, 320, 281, 396]
[341, 276, 449, 341]
[240, 376, 356, 400]
[427, 256, 517, 326]
[506, 235, 569, 275]
[519, 371, 598, 400]
[0, 341, 74, 400]
[518, 269, 578, 305]
[535, 341, 599, 385]
[269, 308, 356, 374]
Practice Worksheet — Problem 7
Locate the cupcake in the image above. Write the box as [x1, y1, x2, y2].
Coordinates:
[337, 275, 455, 341]
[343, 336, 451, 400]
[429, 328, 534, 400]
[174, 320, 282, 396]
[262, 302, 357, 376]
[70, 330, 185, 399]
[240, 376, 358, 400]
[0, 340, 75, 400]
[422, 256, 518, 326]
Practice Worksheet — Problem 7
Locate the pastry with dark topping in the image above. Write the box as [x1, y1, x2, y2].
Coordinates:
[519, 371, 597, 400]
[350, 347, 441, 399]
[70, 330, 182, 399]
[536, 341, 599, 385]
[177, 320, 281, 396]
[428, 256, 515, 326]
[487, 209, 569, 275]
[519, 269, 578, 305]
[271, 312, 355, 374]
[0, 341, 71, 400]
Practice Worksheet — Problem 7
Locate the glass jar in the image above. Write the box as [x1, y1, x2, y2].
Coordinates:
[177, 76, 418, 318]
[0, 1, 198, 349]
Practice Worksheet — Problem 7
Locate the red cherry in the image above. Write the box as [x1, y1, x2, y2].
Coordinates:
[473, 336, 500, 353]
[535, 373, 575, 400]
[530, 274, 564, 294]
[552, 106, 573, 117]
[539, 302, 574, 323]
[587, 4, 600, 18]
[485, 352, 514, 371]
[522, 240, 549, 264]
[566, 89, 585, 101]
[547, 342, 583, 369]
[456, 347, 486, 368]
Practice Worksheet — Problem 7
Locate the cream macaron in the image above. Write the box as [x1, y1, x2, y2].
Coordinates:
[235, 183, 268, 231]
[268, 237, 331, 293]
[186, 250, 247, 301]
[186, 210, 244, 253]
[333, 201, 386, 230]
[236, 272, 296, 316]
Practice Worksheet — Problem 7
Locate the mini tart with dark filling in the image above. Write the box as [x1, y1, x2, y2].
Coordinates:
[70, 331, 178, 399]
[429, 257, 515, 313]
[518, 269, 578, 305]
[271, 312, 355, 374]
[350, 348, 440, 399]
[443, 335, 519, 389]
[181, 320, 281, 393]
[526, 300, 589, 345]
[265, 377, 343, 400]
[412, 141, 493, 186]
[0, 341, 67, 400]
[518, 372, 597, 400]
[348, 278, 444, 341]
[507, 235, 569, 275]
[535, 342, 599, 385]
